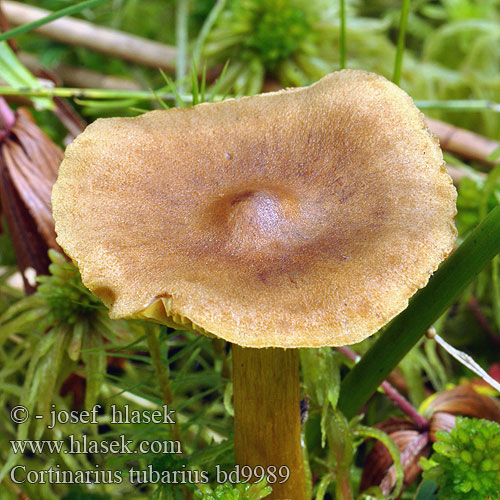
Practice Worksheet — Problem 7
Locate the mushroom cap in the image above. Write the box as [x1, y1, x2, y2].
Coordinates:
[52, 69, 457, 348]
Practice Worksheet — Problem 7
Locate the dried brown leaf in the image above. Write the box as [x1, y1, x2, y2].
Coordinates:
[1, 108, 62, 250]
[360, 418, 430, 493]
[425, 384, 500, 423]
[0, 162, 49, 292]
[379, 432, 430, 495]
[429, 412, 456, 442]
[0, 107, 63, 290]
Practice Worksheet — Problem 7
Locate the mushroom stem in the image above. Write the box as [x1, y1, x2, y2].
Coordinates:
[232, 345, 306, 500]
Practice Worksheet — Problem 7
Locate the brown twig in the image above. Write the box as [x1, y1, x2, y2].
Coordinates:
[445, 164, 486, 183]
[1, 478, 31, 499]
[426, 117, 500, 167]
[2, 1, 177, 71]
[336, 346, 429, 429]
[19, 52, 142, 91]
[0, 0, 17, 51]
[381, 379, 429, 430]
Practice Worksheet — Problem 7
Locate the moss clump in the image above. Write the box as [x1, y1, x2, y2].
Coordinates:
[421, 417, 500, 500]
[240, 1, 310, 69]
[36, 250, 103, 324]
[195, 479, 272, 500]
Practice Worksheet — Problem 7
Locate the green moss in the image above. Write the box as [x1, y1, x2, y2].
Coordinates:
[240, 2, 310, 69]
[195, 478, 272, 500]
[421, 417, 500, 500]
[36, 250, 104, 324]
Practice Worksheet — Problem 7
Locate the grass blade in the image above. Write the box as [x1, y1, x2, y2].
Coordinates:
[192, 0, 228, 70]
[393, 0, 411, 85]
[0, 0, 110, 42]
[338, 204, 500, 419]
[339, 0, 346, 69]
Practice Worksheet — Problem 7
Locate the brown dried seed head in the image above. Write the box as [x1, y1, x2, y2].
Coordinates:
[52, 70, 457, 348]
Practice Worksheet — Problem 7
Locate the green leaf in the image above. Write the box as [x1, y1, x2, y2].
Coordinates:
[0, 41, 53, 109]
[34, 324, 70, 439]
[413, 479, 438, 500]
[314, 473, 334, 500]
[81, 332, 107, 410]
[487, 145, 500, 162]
[325, 408, 353, 486]
[300, 348, 340, 409]
[189, 439, 234, 468]
[223, 381, 234, 417]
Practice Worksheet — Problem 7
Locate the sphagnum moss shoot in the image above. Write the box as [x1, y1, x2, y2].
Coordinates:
[421, 417, 500, 499]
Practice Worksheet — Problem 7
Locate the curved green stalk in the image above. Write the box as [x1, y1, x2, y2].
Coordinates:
[338, 204, 500, 419]
[339, 0, 346, 69]
[393, 0, 410, 85]
[415, 99, 500, 112]
[0, 86, 188, 102]
[1, 85, 498, 112]
[192, 0, 228, 70]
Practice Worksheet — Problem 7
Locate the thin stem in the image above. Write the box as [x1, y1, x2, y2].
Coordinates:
[415, 99, 500, 112]
[20, 52, 141, 90]
[0, 85, 192, 102]
[0, 0, 110, 42]
[336, 347, 428, 429]
[428, 328, 500, 393]
[426, 117, 500, 167]
[336, 472, 351, 500]
[2, 2, 176, 70]
[393, 0, 410, 85]
[468, 296, 500, 348]
[381, 381, 429, 430]
[192, 0, 227, 70]
[339, 0, 346, 69]
[338, 204, 500, 419]
[1, 86, 499, 113]
[1, 477, 31, 499]
[212, 338, 231, 379]
[144, 326, 182, 444]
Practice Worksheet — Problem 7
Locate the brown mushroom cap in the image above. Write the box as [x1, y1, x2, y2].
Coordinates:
[52, 69, 457, 348]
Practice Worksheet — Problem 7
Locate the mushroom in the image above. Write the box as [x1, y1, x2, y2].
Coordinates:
[51, 70, 457, 499]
